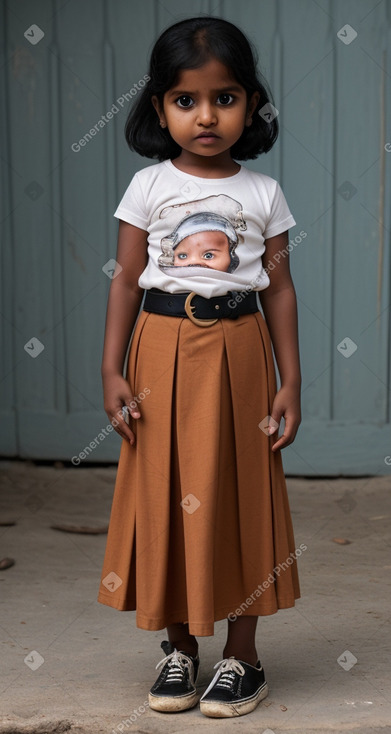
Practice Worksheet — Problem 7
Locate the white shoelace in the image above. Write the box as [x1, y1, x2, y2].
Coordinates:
[155, 648, 195, 685]
[202, 657, 245, 698]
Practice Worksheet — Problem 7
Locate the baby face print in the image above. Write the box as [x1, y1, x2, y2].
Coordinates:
[173, 230, 232, 271]
[157, 194, 246, 278]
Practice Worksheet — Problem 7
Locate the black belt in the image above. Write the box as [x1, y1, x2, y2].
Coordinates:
[143, 288, 259, 327]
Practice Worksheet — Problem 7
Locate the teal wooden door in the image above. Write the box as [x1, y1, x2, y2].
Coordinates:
[1, 0, 390, 474]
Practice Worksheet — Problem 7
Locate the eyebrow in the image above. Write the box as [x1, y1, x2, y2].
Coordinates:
[168, 85, 243, 97]
[178, 247, 225, 252]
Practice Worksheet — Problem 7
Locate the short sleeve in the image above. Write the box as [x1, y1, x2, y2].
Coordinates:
[113, 173, 149, 230]
[263, 180, 296, 239]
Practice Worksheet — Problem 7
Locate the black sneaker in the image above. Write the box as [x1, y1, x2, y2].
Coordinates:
[199, 656, 268, 717]
[148, 640, 200, 712]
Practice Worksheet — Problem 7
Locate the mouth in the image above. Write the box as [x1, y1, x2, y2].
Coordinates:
[175, 263, 211, 268]
[196, 132, 220, 139]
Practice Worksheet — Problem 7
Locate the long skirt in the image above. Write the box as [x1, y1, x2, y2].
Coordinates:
[97, 307, 300, 636]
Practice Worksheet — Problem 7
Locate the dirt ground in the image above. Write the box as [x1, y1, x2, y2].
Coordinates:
[0, 460, 390, 733]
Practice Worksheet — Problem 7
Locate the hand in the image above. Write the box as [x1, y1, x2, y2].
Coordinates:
[267, 385, 301, 451]
[103, 373, 141, 445]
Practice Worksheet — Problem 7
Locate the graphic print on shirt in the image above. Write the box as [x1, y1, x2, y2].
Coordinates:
[157, 195, 246, 278]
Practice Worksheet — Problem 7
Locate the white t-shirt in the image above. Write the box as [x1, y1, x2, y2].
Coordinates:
[114, 159, 296, 298]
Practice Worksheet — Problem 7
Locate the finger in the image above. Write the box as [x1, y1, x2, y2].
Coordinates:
[271, 433, 289, 451]
[271, 423, 297, 451]
[113, 402, 140, 428]
[124, 399, 141, 419]
[110, 413, 137, 445]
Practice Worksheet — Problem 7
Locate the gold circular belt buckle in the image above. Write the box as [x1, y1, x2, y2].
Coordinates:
[184, 291, 218, 327]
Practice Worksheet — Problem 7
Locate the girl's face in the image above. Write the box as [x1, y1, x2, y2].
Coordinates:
[152, 59, 259, 162]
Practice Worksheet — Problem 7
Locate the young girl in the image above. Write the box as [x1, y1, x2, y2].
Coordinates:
[98, 15, 302, 719]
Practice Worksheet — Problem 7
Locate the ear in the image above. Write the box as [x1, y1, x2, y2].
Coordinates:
[151, 95, 167, 127]
[245, 91, 261, 127]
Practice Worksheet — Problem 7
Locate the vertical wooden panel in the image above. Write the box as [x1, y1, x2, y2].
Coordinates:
[57, 0, 107, 415]
[7, 0, 58, 417]
[332, 0, 390, 421]
[280, 0, 335, 435]
[0, 0, 17, 454]
[385, 10, 391, 427]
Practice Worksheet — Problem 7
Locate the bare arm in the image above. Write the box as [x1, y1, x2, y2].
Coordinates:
[101, 220, 148, 444]
[258, 230, 302, 451]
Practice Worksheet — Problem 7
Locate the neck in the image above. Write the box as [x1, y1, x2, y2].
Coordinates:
[171, 151, 241, 178]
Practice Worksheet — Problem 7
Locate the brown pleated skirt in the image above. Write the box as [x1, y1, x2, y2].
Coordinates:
[97, 307, 300, 636]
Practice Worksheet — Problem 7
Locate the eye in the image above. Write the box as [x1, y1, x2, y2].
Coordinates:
[203, 251, 215, 259]
[177, 252, 187, 259]
[217, 93, 234, 105]
[175, 96, 193, 108]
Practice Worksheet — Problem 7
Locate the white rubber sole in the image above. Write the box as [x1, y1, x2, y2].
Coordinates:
[148, 689, 199, 712]
[200, 682, 269, 718]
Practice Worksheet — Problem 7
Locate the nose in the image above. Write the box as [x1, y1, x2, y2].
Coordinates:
[196, 102, 217, 126]
[186, 253, 203, 265]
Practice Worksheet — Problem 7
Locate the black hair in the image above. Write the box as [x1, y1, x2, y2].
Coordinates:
[124, 16, 279, 161]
